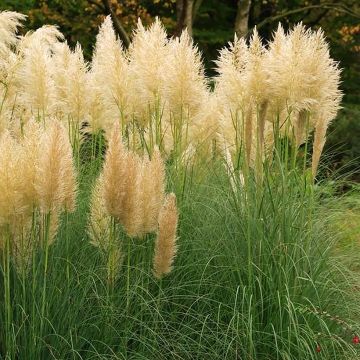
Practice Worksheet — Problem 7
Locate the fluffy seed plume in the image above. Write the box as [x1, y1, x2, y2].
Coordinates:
[0, 11, 26, 55]
[153, 193, 179, 279]
[91, 16, 130, 129]
[0, 131, 29, 227]
[35, 121, 76, 213]
[88, 175, 112, 252]
[162, 30, 208, 117]
[128, 18, 168, 121]
[17, 26, 63, 119]
[102, 123, 130, 221]
[138, 147, 166, 235]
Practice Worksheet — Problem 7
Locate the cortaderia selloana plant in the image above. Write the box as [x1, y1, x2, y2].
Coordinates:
[0, 118, 77, 359]
[214, 23, 342, 181]
[88, 123, 179, 293]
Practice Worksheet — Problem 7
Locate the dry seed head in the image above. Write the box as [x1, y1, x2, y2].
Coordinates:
[102, 123, 129, 220]
[128, 18, 168, 120]
[0, 131, 29, 226]
[215, 35, 249, 111]
[92, 16, 130, 125]
[121, 152, 143, 237]
[153, 193, 179, 279]
[17, 27, 63, 118]
[88, 175, 112, 252]
[246, 28, 268, 104]
[35, 121, 74, 213]
[20, 119, 42, 209]
[85, 71, 113, 134]
[161, 30, 208, 117]
[265, 23, 342, 120]
[53, 42, 88, 124]
[0, 11, 26, 59]
[139, 147, 166, 234]
[189, 93, 220, 157]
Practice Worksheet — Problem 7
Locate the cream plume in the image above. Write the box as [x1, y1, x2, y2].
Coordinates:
[102, 124, 130, 221]
[91, 16, 130, 128]
[35, 121, 76, 213]
[0, 11, 26, 57]
[88, 175, 112, 252]
[52, 42, 88, 125]
[161, 30, 208, 116]
[0, 131, 29, 226]
[139, 147, 166, 234]
[128, 18, 168, 121]
[17, 26, 63, 119]
[153, 193, 179, 279]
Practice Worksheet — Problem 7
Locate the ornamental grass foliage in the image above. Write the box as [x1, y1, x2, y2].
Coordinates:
[0, 10, 359, 360]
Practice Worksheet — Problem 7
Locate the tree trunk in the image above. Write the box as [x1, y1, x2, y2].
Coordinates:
[175, 0, 194, 37]
[235, 0, 252, 38]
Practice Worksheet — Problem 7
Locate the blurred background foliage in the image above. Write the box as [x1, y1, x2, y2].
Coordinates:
[1, 0, 360, 179]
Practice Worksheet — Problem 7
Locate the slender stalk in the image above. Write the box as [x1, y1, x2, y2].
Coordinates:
[126, 237, 131, 312]
[3, 225, 13, 359]
[40, 212, 51, 347]
[65, 211, 70, 283]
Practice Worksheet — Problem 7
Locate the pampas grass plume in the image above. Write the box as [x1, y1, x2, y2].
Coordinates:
[91, 16, 129, 126]
[153, 193, 178, 279]
[0, 131, 29, 226]
[102, 124, 129, 221]
[36, 121, 76, 213]
[139, 147, 166, 235]
[88, 175, 112, 252]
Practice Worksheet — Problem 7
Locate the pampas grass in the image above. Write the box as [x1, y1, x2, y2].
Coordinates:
[153, 193, 178, 279]
[0, 10, 357, 360]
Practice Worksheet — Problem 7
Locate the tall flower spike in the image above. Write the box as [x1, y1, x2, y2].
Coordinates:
[17, 26, 63, 119]
[88, 175, 112, 252]
[54, 42, 88, 124]
[128, 18, 168, 121]
[121, 152, 142, 237]
[140, 147, 166, 234]
[102, 124, 129, 221]
[20, 119, 42, 210]
[153, 193, 179, 279]
[92, 16, 130, 128]
[161, 30, 208, 117]
[0, 11, 26, 50]
[35, 121, 74, 213]
[0, 131, 29, 227]
[214, 35, 250, 153]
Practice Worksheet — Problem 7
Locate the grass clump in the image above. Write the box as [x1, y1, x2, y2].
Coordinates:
[0, 9, 359, 360]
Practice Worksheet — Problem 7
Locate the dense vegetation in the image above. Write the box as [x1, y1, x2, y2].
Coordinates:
[0, 5, 359, 360]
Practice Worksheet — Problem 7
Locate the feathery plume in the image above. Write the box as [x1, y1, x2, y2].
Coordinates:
[20, 119, 42, 209]
[153, 193, 178, 279]
[91, 16, 130, 128]
[52, 42, 88, 125]
[128, 18, 168, 121]
[0, 11, 26, 56]
[139, 147, 166, 234]
[0, 131, 29, 226]
[88, 175, 112, 252]
[35, 121, 76, 213]
[17, 26, 63, 119]
[121, 152, 142, 237]
[162, 30, 208, 117]
[102, 124, 130, 221]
